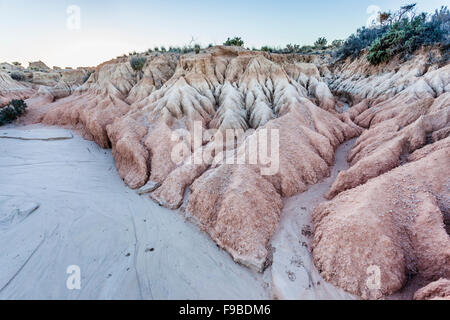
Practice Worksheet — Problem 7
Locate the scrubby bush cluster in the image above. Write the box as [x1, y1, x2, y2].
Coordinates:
[0, 99, 27, 126]
[335, 4, 449, 64]
[367, 6, 449, 64]
[130, 56, 147, 72]
[314, 37, 328, 49]
[335, 26, 389, 60]
[122, 5, 447, 65]
[145, 43, 203, 54]
[223, 37, 244, 47]
[10, 71, 26, 81]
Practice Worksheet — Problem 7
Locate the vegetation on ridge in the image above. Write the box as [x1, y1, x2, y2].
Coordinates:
[0, 99, 28, 126]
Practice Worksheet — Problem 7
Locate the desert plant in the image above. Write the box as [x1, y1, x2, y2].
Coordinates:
[331, 40, 344, 48]
[283, 44, 301, 53]
[335, 25, 389, 60]
[223, 37, 244, 47]
[194, 44, 201, 54]
[10, 71, 26, 81]
[10, 99, 27, 114]
[260, 46, 273, 53]
[299, 45, 314, 53]
[378, 12, 393, 26]
[130, 56, 147, 72]
[0, 99, 27, 126]
[12, 61, 21, 66]
[367, 5, 449, 65]
[314, 37, 328, 49]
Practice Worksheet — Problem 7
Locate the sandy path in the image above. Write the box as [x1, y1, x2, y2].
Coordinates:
[270, 139, 358, 300]
[0, 125, 269, 299]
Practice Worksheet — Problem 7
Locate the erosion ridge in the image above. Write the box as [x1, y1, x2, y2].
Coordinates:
[314, 46, 450, 299]
[1, 45, 448, 299]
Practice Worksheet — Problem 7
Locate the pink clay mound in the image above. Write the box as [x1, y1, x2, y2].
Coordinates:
[1, 43, 448, 299]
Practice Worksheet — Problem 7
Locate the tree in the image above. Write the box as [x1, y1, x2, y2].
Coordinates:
[378, 12, 392, 25]
[331, 40, 344, 48]
[397, 3, 417, 21]
[130, 56, 147, 81]
[314, 37, 328, 49]
[223, 37, 244, 47]
[0, 99, 27, 126]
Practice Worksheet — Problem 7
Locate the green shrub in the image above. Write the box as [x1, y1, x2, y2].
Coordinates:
[331, 40, 344, 48]
[336, 26, 389, 60]
[10, 71, 26, 81]
[130, 56, 147, 72]
[223, 37, 244, 47]
[260, 46, 273, 53]
[0, 99, 27, 126]
[314, 37, 328, 49]
[284, 44, 301, 53]
[367, 6, 449, 65]
[194, 44, 201, 54]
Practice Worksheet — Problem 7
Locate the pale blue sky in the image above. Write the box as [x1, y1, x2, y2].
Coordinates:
[0, 0, 447, 67]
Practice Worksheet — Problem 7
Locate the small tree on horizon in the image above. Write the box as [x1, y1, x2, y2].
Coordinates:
[223, 37, 244, 47]
[314, 37, 328, 49]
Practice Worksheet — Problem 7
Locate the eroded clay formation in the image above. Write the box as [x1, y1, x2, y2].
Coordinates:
[313, 47, 450, 299]
[1, 45, 448, 299]
[6, 46, 356, 272]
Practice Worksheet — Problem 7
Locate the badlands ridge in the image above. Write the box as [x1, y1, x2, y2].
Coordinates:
[1, 45, 449, 299]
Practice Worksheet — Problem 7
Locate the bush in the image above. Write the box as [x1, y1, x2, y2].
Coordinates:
[283, 44, 301, 53]
[223, 37, 244, 47]
[0, 99, 27, 126]
[260, 46, 274, 53]
[130, 56, 147, 72]
[314, 37, 328, 49]
[10, 71, 26, 81]
[194, 44, 201, 54]
[331, 40, 344, 48]
[367, 6, 449, 65]
[335, 25, 389, 60]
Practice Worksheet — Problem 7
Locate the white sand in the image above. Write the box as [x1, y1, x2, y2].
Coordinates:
[0, 125, 269, 299]
[270, 139, 358, 300]
[0, 125, 357, 300]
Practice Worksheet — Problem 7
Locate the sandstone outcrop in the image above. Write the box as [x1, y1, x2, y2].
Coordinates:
[310, 48, 449, 299]
[414, 279, 450, 300]
[0, 72, 34, 107]
[27, 46, 357, 271]
[326, 48, 449, 199]
[2, 45, 448, 297]
[313, 143, 450, 299]
[28, 60, 51, 71]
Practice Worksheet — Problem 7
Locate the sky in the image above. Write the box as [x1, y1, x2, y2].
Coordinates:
[0, 0, 447, 67]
